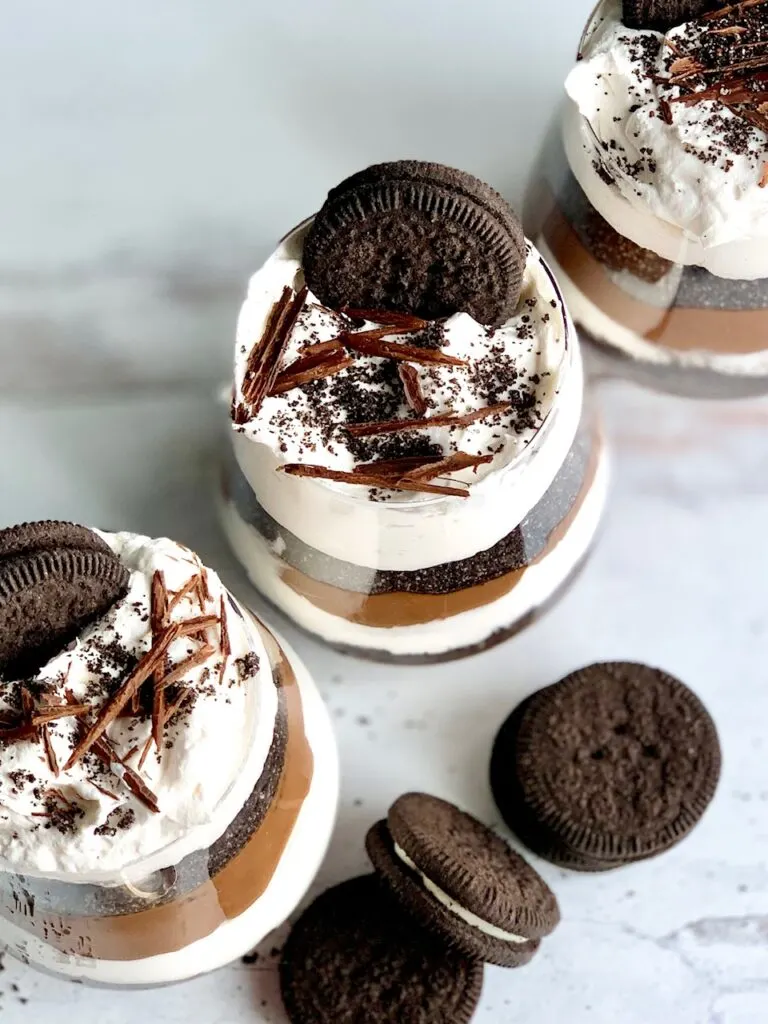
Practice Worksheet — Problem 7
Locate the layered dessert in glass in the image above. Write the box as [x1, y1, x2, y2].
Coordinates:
[0, 524, 338, 986]
[221, 162, 609, 663]
[536, 0, 768, 396]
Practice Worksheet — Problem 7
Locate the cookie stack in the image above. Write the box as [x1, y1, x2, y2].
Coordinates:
[280, 794, 560, 1023]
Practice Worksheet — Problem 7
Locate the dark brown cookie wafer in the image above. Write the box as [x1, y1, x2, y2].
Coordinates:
[623, 0, 715, 30]
[279, 875, 483, 1024]
[365, 793, 559, 967]
[303, 161, 526, 327]
[0, 521, 112, 561]
[490, 698, 613, 871]
[0, 548, 130, 678]
[491, 663, 721, 870]
[580, 203, 673, 284]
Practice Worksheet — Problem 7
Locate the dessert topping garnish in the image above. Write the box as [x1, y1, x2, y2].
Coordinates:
[402, 452, 495, 482]
[345, 402, 512, 438]
[280, 463, 470, 498]
[660, 0, 768, 135]
[241, 285, 308, 414]
[339, 330, 468, 367]
[341, 308, 429, 331]
[398, 364, 428, 416]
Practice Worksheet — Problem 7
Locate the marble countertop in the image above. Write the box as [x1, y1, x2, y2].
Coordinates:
[0, 380, 765, 1022]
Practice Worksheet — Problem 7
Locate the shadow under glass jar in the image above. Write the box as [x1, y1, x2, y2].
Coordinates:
[528, 0, 768, 399]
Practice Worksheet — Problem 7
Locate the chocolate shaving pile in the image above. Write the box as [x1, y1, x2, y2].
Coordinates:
[661, 0, 768, 143]
[0, 565, 231, 820]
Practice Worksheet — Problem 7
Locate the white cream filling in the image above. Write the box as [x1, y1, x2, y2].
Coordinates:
[393, 841, 529, 944]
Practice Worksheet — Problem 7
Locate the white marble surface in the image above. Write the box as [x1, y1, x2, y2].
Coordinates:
[0, 0, 589, 396]
[0, 381, 766, 1022]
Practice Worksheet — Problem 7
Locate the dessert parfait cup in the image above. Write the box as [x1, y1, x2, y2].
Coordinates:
[531, 0, 768, 398]
[221, 219, 609, 665]
[0, 531, 338, 987]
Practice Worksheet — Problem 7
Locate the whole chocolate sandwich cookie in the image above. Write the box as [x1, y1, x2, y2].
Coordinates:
[0, 520, 129, 679]
[224, 160, 608, 662]
[0, 521, 338, 987]
[365, 792, 560, 967]
[280, 875, 483, 1024]
[490, 662, 721, 870]
[303, 160, 527, 327]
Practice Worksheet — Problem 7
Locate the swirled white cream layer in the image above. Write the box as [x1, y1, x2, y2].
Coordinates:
[565, 0, 768, 277]
[0, 532, 277, 883]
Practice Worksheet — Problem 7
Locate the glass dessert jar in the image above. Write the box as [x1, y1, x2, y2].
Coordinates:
[0, 528, 338, 987]
[221, 207, 609, 664]
[533, 0, 768, 398]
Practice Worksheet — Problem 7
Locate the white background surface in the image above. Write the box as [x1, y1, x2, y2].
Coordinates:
[0, 382, 767, 1022]
[0, 0, 588, 395]
[2, 0, 768, 1019]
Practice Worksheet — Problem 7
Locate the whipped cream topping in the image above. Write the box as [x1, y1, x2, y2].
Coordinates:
[232, 221, 569, 494]
[393, 841, 529, 943]
[567, 0, 768, 254]
[0, 532, 277, 881]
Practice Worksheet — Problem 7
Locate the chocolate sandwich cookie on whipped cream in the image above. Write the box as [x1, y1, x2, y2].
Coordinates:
[0, 522, 338, 987]
[222, 160, 608, 663]
[536, 0, 768, 396]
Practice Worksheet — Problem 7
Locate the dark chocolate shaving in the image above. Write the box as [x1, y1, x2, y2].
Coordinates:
[341, 331, 467, 367]
[345, 402, 512, 438]
[241, 286, 308, 415]
[403, 451, 494, 482]
[269, 355, 355, 395]
[280, 463, 469, 498]
[398, 364, 428, 416]
[341, 308, 429, 330]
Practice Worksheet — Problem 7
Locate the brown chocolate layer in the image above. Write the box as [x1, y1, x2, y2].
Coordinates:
[542, 194, 768, 355]
[0, 627, 313, 962]
[224, 417, 595, 598]
[277, 434, 600, 628]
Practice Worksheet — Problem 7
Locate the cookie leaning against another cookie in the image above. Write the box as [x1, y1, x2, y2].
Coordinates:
[303, 160, 527, 328]
[490, 662, 722, 871]
[279, 875, 483, 1024]
[366, 792, 560, 968]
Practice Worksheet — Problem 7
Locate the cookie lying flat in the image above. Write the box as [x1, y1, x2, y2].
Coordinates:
[0, 522, 129, 679]
[365, 792, 559, 968]
[279, 875, 483, 1024]
[490, 662, 722, 871]
[622, 0, 715, 30]
[303, 160, 527, 327]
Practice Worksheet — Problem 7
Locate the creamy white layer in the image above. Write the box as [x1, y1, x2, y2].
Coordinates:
[539, 238, 768, 377]
[393, 841, 528, 943]
[0, 532, 277, 883]
[0, 634, 340, 987]
[234, 223, 569, 476]
[233, 345, 583, 572]
[565, 0, 768, 278]
[219, 442, 609, 658]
